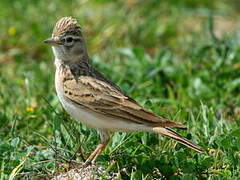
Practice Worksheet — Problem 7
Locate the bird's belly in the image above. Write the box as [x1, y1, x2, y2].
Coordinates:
[62, 98, 106, 128]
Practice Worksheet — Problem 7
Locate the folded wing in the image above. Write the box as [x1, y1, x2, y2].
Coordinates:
[63, 76, 186, 129]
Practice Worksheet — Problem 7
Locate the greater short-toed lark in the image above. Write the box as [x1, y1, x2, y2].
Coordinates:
[44, 17, 203, 165]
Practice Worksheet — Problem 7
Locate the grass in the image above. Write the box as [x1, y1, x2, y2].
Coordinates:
[0, 0, 240, 179]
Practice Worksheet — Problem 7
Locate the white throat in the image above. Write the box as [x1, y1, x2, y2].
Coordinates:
[52, 46, 69, 69]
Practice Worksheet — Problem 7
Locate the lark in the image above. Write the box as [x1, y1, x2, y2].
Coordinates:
[44, 17, 203, 165]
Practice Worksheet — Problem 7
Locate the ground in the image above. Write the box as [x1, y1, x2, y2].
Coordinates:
[0, 0, 240, 179]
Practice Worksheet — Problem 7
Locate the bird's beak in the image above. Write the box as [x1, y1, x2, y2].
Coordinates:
[43, 37, 61, 46]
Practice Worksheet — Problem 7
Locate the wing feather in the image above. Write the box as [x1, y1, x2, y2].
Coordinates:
[63, 76, 186, 129]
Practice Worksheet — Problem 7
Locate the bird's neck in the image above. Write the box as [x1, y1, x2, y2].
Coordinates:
[55, 56, 92, 79]
[52, 45, 90, 68]
[54, 53, 90, 69]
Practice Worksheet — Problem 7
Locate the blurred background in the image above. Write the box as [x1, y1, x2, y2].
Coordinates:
[0, 0, 240, 179]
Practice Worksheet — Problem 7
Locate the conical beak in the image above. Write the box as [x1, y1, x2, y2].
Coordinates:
[43, 37, 61, 46]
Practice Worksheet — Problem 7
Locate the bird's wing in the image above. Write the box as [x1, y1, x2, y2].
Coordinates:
[63, 75, 186, 129]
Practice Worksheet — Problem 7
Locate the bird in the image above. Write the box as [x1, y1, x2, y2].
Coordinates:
[44, 17, 203, 166]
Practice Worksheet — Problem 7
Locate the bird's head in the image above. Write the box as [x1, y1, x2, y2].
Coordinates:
[44, 17, 88, 63]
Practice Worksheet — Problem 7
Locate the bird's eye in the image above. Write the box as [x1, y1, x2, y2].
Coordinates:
[63, 36, 75, 46]
[66, 37, 73, 43]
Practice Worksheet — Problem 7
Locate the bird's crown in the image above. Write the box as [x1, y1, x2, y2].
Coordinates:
[52, 17, 81, 37]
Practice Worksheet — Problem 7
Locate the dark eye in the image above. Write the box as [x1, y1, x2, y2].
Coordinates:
[63, 36, 75, 46]
[66, 37, 73, 43]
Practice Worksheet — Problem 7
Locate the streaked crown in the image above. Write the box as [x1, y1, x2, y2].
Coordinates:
[52, 17, 82, 37]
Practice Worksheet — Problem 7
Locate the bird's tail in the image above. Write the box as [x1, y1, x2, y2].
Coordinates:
[152, 127, 203, 153]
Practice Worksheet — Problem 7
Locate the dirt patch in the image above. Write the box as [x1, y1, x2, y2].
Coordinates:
[52, 164, 118, 180]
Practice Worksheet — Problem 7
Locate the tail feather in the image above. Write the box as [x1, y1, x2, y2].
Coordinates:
[153, 127, 203, 153]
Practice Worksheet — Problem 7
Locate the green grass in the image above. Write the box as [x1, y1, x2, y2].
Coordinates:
[0, 0, 240, 179]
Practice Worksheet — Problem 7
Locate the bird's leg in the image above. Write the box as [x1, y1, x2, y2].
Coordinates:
[83, 129, 109, 166]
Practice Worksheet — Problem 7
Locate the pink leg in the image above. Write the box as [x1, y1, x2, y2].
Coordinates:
[83, 129, 109, 166]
